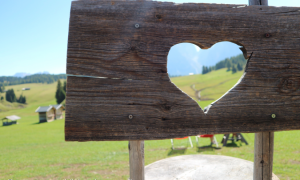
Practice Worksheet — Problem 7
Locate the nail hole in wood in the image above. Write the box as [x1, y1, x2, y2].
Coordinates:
[156, 15, 162, 19]
[265, 33, 271, 38]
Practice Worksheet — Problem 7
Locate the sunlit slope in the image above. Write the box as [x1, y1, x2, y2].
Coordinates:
[0, 81, 64, 115]
[170, 68, 244, 108]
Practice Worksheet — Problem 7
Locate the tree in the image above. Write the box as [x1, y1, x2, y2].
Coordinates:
[17, 94, 26, 104]
[202, 66, 206, 74]
[55, 80, 65, 104]
[237, 63, 243, 71]
[226, 61, 232, 71]
[0, 84, 4, 93]
[1, 96, 3, 101]
[63, 81, 67, 93]
[232, 65, 237, 74]
[5, 89, 17, 103]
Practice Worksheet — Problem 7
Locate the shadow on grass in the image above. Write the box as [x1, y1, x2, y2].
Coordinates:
[0, 124, 15, 128]
[31, 122, 46, 125]
[223, 141, 240, 148]
[197, 145, 222, 152]
[168, 147, 187, 156]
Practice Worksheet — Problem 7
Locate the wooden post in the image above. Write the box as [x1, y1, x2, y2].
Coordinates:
[129, 140, 144, 180]
[254, 132, 274, 180]
[249, 0, 268, 5]
[248, 1, 274, 179]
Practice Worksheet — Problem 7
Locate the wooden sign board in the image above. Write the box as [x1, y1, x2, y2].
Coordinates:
[65, 0, 300, 141]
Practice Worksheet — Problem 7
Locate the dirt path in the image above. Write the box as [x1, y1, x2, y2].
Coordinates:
[190, 78, 237, 101]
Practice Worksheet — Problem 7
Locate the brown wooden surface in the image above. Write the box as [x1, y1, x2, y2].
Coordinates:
[251, 0, 274, 179]
[249, 0, 268, 5]
[65, 0, 300, 141]
[129, 140, 144, 180]
[254, 132, 274, 180]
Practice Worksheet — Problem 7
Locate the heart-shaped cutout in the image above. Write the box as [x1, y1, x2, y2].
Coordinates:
[167, 42, 247, 111]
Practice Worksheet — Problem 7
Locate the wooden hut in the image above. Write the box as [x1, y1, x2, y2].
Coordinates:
[51, 104, 65, 119]
[2, 115, 20, 126]
[35, 106, 56, 123]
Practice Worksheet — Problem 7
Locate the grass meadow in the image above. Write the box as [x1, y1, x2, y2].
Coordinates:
[0, 71, 300, 179]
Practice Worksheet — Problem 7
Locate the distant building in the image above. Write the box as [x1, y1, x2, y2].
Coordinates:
[35, 104, 65, 123]
[2, 115, 20, 126]
[51, 104, 65, 119]
[22, 88, 30, 91]
[35, 106, 56, 123]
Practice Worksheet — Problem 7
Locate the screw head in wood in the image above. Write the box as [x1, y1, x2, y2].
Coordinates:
[271, 114, 276, 118]
[265, 33, 271, 38]
[129, 114, 133, 119]
[135, 24, 140, 28]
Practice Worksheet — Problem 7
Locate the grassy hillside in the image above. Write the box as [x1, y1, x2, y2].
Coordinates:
[170, 68, 244, 109]
[0, 81, 66, 113]
[0, 100, 26, 112]
[0, 78, 300, 179]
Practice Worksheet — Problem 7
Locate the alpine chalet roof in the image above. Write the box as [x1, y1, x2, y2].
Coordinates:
[51, 104, 64, 110]
[3, 115, 21, 121]
[35, 106, 54, 113]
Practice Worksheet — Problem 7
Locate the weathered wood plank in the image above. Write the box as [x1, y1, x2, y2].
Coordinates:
[66, 76, 300, 140]
[129, 141, 144, 180]
[65, 1, 300, 141]
[67, 1, 300, 80]
[249, 0, 268, 6]
[254, 132, 274, 180]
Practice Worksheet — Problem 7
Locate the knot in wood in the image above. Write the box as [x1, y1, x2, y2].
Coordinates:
[260, 160, 264, 164]
[161, 117, 167, 121]
[130, 46, 136, 51]
[162, 104, 171, 111]
[279, 76, 300, 93]
[155, 14, 162, 19]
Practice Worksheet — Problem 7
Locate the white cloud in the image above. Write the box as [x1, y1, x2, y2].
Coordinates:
[195, 45, 200, 52]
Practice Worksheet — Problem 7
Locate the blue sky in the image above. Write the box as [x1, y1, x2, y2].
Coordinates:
[1, 0, 299, 76]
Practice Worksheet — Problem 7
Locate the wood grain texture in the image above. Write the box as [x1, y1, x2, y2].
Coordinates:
[254, 132, 274, 180]
[65, 1, 300, 141]
[249, 0, 268, 5]
[129, 141, 144, 180]
[251, 1, 274, 180]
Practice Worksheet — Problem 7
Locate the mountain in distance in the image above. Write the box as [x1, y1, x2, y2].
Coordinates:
[167, 41, 244, 76]
[14, 72, 31, 78]
[13, 71, 50, 78]
[35, 71, 50, 75]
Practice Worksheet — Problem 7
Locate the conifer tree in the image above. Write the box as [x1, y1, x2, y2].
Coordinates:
[232, 65, 237, 74]
[226, 61, 232, 71]
[237, 63, 243, 71]
[5, 89, 17, 103]
[17, 94, 26, 104]
[0, 84, 4, 93]
[55, 80, 66, 104]
[63, 81, 67, 93]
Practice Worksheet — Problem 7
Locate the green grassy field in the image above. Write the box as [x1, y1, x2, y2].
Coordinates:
[170, 68, 244, 109]
[0, 73, 300, 179]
